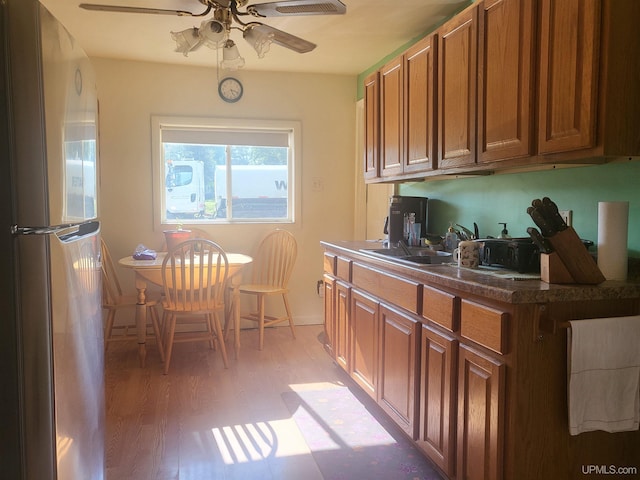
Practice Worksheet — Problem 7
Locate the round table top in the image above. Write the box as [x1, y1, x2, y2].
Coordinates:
[118, 252, 253, 269]
[118, 252, 253, 287]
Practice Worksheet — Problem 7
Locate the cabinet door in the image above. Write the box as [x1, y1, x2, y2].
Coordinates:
[537, 0, 599, 154]
[363, 71, 380, 180]
[335, 281, 350, 371]
[404, 35, 437, 173]
[350, 289, 379, 399]
[378, 304, 419, 438]
[438, 5, 477, 169]
[417, 324, 458, 477]
[323, 275, 335, 358]
[380, 56, 404, 177]
[457, 344, 505, 480]
[478, 0, 535, 163]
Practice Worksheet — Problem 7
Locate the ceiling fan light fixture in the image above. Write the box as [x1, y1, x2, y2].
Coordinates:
[170, 27, 203, 56]
[221, 39, 246, 70]
[243, 24, 275, 59]
[199, 19, 226, 49]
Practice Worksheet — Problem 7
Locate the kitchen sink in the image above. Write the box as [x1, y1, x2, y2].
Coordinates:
[360, 247, 453, 266]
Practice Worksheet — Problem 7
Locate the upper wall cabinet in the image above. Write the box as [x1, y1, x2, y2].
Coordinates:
[380, 56, 405, 177]
[363, 0, 640, 183]
[478, 0, 535, 164]
[404, 35, 437, 174]
[537, 0, 598, 154]
[368, 34, 438, 182]
[438, 6, 477, 169]
[363, 71, 380, 180]
[538, 0, 640, 158]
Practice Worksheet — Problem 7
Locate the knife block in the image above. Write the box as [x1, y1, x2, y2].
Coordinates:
[544, 227, 605, 284]
[540, 252, 575, 284]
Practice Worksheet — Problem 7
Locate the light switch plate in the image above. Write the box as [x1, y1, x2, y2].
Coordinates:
[559, 210, 573, 227]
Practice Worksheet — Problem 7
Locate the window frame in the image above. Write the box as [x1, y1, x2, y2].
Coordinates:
[151, 116, 301, 229]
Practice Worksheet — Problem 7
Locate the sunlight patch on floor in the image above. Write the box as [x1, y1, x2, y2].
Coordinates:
[211, 418, 313, 465]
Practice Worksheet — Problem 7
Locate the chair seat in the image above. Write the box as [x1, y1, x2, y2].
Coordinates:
[238, 284, 288, 295]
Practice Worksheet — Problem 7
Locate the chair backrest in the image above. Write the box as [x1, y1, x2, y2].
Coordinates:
[101, 238, 123, 306]
[251, 229, 297, 289]
[161, 239, 229, 312]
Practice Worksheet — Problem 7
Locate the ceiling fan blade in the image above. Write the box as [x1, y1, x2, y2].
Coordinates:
[247, 0, 346, 17]
[257, 24, 316, 53]
[79, 3, 208, 17]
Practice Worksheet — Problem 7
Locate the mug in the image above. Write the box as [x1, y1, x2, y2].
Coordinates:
[454, 240, 480, 269]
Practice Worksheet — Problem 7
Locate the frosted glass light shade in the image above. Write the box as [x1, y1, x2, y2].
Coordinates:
[243, 24, 275, 58]
[170, 28, 202, 56]
[221, 40, 245, 70]
[199, 20, 225, 48]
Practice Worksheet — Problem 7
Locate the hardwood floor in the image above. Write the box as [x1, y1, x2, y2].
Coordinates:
[105, 325, 354, 479]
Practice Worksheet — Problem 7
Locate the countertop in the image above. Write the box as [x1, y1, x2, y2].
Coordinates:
[321, 240, 640, 305]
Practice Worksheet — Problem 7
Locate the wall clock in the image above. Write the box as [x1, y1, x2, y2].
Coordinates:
[218, 77, 243, 103]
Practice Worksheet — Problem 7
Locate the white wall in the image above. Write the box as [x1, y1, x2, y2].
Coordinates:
[93, 58, 357, 325]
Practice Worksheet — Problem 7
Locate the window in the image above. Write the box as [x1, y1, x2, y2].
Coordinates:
[152, 116, 300, 226]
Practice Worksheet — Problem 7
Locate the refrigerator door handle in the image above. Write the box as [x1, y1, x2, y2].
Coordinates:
[11, 220, 99, 242]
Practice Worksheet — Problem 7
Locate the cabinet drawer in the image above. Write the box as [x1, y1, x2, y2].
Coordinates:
[323, 252, 336, 275]
[336, 257, 352, 282]
[352, 263, 420, 314]
[422, 285, 459, 331]
[460, 299, 509, 354]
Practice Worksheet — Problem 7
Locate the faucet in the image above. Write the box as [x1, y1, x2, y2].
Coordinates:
[398, 240, 412, 256]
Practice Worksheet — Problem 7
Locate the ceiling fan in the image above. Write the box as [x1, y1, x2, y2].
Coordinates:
[79, 0, 347, 69]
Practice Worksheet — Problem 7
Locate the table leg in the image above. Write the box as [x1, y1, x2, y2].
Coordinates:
[134, 280, 148, 368]
[233, 285, 241, 358]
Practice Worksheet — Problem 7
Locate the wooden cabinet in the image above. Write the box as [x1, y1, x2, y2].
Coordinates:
[417, 323, 458, 477]
[457, 345, 505, 480]
[379, 57, 404, 177]
[335, 280, 350, 370]
[404, 35, 437, 174]
[537, 0, 599, 154]
[438, 5, 477, 169]
[363, 0, 640, 182]
[363, 71, 379, 179]
[350, 289, 379, 399]
[478, 0, 535, 163]
[322, 274, 335, 358]
[378, 304, 419, 438]
[322, 242, 640, 480]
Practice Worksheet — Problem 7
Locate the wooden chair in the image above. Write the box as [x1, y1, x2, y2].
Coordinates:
[236, 229, 298, 350]
[161, 238, 229, 374]
[101, 239, 164, 361]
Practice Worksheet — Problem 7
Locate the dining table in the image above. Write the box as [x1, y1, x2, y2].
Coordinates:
[118, 252, 253, 367]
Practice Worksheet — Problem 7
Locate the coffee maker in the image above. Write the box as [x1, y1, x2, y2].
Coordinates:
[387, 195, 429, 244]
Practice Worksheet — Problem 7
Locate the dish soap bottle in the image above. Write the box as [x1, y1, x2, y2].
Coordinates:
[445, 224, 458, 252]
[498, 222, 511, 239]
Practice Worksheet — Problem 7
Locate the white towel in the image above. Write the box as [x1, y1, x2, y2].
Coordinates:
[568, 315, 640, 435]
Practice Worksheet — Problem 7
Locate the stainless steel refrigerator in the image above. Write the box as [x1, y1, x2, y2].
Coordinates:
[1, 1, 104, 478]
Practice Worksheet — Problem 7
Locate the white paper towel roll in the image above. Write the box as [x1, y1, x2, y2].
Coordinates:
[597, 201, 629, 281]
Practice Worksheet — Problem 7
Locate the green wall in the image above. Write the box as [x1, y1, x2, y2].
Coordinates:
[399, 161, 640, 257]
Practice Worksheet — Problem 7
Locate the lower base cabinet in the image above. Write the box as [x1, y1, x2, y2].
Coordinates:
[335, 281, 350, 371]
[378, 304, 419, 438]
[350, 289, 379, 398]
[322, 246, 640, 480]
[456, 344, 505, 480]
[417, 323, 458, 478]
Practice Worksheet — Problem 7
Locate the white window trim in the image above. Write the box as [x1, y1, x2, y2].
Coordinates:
[151, 115, 302, 230]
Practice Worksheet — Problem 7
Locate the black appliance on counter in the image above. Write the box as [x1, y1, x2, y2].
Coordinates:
[476, 238, 540, 273]
[387, 195, 428, 244]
